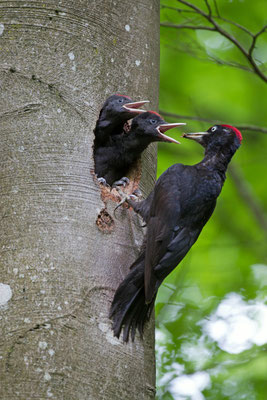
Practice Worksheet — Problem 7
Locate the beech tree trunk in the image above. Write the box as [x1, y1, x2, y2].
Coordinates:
[0, 1, 159, 399]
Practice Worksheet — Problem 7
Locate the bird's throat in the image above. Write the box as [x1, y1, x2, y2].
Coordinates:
[202, 147, 235, 177]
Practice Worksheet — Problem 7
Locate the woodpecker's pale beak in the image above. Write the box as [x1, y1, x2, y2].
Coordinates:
[182, 131, 210, 143]
[123, 100, 149, 114]
[156, 123, 186, 144]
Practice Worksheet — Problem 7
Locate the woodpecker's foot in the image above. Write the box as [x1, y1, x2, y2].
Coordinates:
[132, 188, 142, 198]
[97, 177, 110, 187]
[112, 177, 130, 188]
[114, 187, 131, 215]
[116, 187, 139, 200]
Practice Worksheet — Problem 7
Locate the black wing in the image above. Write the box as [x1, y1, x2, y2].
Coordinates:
[144, 166, 184, 301]
[144, 164, 211, 303]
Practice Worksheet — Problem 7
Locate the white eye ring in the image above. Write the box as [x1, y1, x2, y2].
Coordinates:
[211, 126, 217, 132]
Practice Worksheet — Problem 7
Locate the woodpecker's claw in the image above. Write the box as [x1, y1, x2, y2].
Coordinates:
[98, 177, 110, 187]
[132, 188, 142, 198]
[112, 177, 130, 188]
[115, 186, 127, 198]
[114, 187, 131, 216]
[114, 187, 141, 217]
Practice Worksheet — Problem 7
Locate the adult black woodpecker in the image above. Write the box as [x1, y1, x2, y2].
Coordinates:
[93, 94, 149, 150]
[94, 111, 185, 186]
[110, 124, 242, 342]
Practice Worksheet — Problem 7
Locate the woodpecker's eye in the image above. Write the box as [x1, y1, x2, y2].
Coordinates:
[150, 119, 157, 124]
[211, 126, 217, 132]
[118, 98, 124, 103]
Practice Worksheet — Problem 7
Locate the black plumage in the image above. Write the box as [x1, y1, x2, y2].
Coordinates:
[110, 124, 242, 342]
[93, 94, 148, 149]
[94, 111, 184, 186]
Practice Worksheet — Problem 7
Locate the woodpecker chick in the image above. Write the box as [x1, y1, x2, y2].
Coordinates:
[94, 111, 185, 186]
[93, 94, 149, 149]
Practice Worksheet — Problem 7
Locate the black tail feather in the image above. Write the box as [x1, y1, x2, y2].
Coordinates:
[112, 286, 142, 339]
[137, 297, 155, 337]
[110, 256, 156, 342]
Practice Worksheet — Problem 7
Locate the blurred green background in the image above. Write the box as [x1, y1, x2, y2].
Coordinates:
[156, 0, 267, 399]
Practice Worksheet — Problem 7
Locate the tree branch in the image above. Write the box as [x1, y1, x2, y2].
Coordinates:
[159, 110, 267, 134]
[162, 0, 267, 83]
[249, 24, 267, 58]
[162, 2, 255, 36]
[161, 22, 215, 31]
[207, 55, 253, 73]
[217, 16, 253, 36]
[160, 4, 198, 14]
[162, 41, 254, 74]
[212, 0, 220, 18]
[204, 0, 212, 17]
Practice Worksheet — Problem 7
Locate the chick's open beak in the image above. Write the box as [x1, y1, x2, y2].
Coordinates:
[123, 100, 149, 114]
[156, 123, 186, 144]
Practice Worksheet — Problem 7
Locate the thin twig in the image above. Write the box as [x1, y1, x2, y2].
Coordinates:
[161, 4, 198, 14]
[215, 15, 253, 36]
[213, 0, 220, 18]
[204, 0, 212, 17]
[162, 2, 254, 36]
[162, 40, 254, 74]
[159, 110, 267, 134]
[234, 124, 267, 134]
[255, 24, 267, 38]
[249, 24, 267, 57]
[173, 0, 267, 83]
[207, 55, 253, 73]
[176, 0, 210, 18]
[160, 110, 218, 123]
[161, 22, 215, 31]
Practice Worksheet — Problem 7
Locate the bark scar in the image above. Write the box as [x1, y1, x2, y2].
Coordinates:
[0, 103, 42, 119]
[96, 208, 114, 233]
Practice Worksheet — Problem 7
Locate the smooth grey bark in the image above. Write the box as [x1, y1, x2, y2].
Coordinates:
[0, 1, 159, 399]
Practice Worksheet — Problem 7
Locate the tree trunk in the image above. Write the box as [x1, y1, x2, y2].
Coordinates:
[0, 1, 159, 399]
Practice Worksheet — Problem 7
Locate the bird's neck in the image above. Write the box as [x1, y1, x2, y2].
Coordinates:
[124, 134, 151, 154]
[201, 145, 236, 177]
[96, 114, 117, 134]
[123, 133, 151, 161]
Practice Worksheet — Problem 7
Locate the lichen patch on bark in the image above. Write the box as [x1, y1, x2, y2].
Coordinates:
[0, 283, 12, 307]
